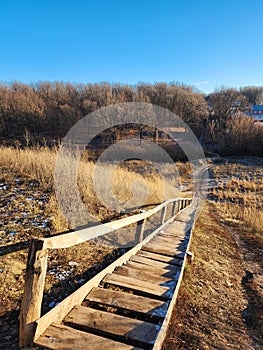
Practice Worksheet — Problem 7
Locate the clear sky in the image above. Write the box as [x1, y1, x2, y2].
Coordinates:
[0, 0, 262, 94]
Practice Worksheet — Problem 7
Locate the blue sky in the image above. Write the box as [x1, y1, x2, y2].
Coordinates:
[0, 0, 262, 94]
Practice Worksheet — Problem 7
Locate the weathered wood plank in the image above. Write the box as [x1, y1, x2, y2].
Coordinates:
[86, 287, 169, 318]
[158, 231, 187, 239]
[136, 250, 183, 266]
[162, 223, 192, 234]
[103, 273, 172, 299]
[143, 241, 186, 255]
[149, 236, 185, 247]
[143, 240, 186, 251]
[35, 323, 141, 350]
[64, 305, 160, 345]
[113, 265, 175, 287]
[130, 255, 180, 272]
[141, 242, 185, 258]
[124, 261, 180, 280]
[151, 234, 183, 242]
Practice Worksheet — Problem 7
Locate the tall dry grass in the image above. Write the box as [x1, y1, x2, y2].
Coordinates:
[0, 146, 186, 232]
[220, 201, 263, 235]
[0, 145, 55, 186]
[212, 161, 263, 238]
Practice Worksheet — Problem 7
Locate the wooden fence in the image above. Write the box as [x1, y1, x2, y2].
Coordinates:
[19, 197, 192, 348]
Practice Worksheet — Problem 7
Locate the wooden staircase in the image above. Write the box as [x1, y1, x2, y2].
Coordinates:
[35, 221, 192, 349]
[20, 198, 196, 349]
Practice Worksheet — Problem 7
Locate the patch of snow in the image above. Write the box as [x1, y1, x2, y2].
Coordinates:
[48, 301, 56, 308]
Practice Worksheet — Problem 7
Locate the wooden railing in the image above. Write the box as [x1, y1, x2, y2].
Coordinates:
[19, 197, 192, 348]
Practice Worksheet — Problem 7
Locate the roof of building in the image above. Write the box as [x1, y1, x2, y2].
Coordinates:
[253, 105, 263, 111]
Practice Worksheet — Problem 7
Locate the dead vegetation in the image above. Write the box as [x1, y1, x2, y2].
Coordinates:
[0, 146, 187, 232]
[0, 145, 192, 349]
[211, 158, 263, 242]
[163, 157, 263, 349]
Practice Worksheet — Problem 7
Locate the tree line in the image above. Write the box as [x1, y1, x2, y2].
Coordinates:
[0, 81, 262, 156]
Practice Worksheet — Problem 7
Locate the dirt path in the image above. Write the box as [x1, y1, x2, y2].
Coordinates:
[163, 203, 262, 350]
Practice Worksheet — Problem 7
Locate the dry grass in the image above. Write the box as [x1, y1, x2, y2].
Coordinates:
[0, 145, 54, 187]
[211, 160, 263, 240]
[0, 146, 189, 233]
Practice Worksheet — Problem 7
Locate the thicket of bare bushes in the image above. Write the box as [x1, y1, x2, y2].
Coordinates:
[206, 87, 263, 155]
[0, 81, 206, 139]
[0, 81, 262, 156]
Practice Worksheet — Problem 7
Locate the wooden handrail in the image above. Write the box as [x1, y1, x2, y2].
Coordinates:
[19, 197, 192, 348]
[35, 197, 192, 250]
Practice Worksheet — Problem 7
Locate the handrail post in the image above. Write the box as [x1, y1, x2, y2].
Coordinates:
[161, 205, 167, 225]
[172, 200, 178, 216]
[135, 218, 146, 243]
[19, 238, 48, 348]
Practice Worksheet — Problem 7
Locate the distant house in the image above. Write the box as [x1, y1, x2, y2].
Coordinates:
[247, 105, 263, 122]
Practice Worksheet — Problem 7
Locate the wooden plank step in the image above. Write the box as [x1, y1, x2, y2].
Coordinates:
[165, 222, 192, 232]
[159, 232, 188, 240]
[153, 233, 187, 242]
[34, 323, 142, 350]
[130, 255, 180, 272]
[152, 238, 183, 245]
[155, 231, 182, 238]
[143, 240, 184, 249]
[124, 261, 180, 280]
[141, 243, 185, 258]
[144, 240, 187, 250]
[103, 273, 173, 300]
[113, 266, 176, 288]
[158, 231, 187, 238]
[162, 231, 188, 238]
[136, 250, 183, 266]
[142, 242, 187, 256]
[149, 237, 184, 248]
[85, 287, 169, 318]
[64, 305, 160, 346]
